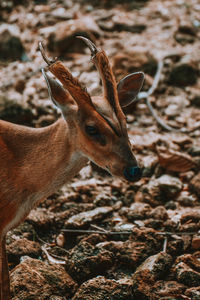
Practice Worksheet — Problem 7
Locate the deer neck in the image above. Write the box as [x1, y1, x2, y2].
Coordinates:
[0, 118, 88, 197]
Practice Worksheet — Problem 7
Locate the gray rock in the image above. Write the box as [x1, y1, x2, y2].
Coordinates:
[0, 24, 25, 61]
[189, 173, 200, 196]
[149, 206, 168, 220]
[72, 276, 133, 299]
[146, 175, 183, 203]
[65, 206, 113, 228]
[169, 64, 198, 87]
[122, 202, 151, 221]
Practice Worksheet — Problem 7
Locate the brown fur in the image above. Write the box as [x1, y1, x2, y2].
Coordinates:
[0, 39, 143, 299]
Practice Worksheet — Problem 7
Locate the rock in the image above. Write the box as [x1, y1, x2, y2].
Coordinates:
[185, 286, 200, 300]
[174, 262, 200, 287]
[189, 146, 200, 156]
[189, 173, 200, 196]
[0, 96, 35, 126]
[65, 206, 113, 228]
[148, 206, 168, 221]
[192, 236, 200, 250]
[98, 16, 146, 33]
[27, 207, 56, 229]
[177, 191, 197, 206]
[43, 16, 100, 56]
[132, 252, 173, 299]
[173, 254, 200, 287]
[153, 280, 186, 299]
[72, 276, 133, 300]
[174, 22, 196, 45]
[144, 175, 183, 204]
[7, 238, 41, 264]
[180, 211, 200, 224]
[97, 240, 154, 269]
[0, 24, 25, 61]
[65, 241, 113, 283]
[10, 257, 77, 299]
[164, 201, 177, 210]
[113, 51, 157, 78]
[169, 64, 198, 87]
[94, 192, 117, 207]
[120, 203, 151, 221]
[191, 96, 200, 107]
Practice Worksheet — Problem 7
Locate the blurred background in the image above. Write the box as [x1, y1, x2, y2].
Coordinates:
[1, 1, 200, 299]
[0, 0, 199, 131]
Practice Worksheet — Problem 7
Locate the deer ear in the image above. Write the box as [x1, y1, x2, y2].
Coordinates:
[117, 72, 144, 108]
[42, 69, 77, 115]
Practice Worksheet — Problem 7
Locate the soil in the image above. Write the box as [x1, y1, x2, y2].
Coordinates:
[0, 0, 200, 299]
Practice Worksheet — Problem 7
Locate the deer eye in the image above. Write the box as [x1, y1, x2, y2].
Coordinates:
[85, 125, 99, 136]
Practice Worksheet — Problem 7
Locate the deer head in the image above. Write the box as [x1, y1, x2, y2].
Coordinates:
[39, 37, 144, 182]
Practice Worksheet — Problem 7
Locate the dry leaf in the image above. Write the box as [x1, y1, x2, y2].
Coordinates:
[156, 147, 197, 172]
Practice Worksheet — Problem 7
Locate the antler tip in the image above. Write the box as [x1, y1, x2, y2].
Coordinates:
[76, 36, 98, 57]
[39, 41, 56, 66]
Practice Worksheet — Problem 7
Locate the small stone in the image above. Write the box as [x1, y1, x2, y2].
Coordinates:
[180, 211, 200, 224]
[185, 286, 200, 300]
[65, 241, 113, 282]
[153, 280, 186, 299]
[149, 206, 168, 220]
[65, 206, 113, 228]
[126, 202, 151, 221]
[177, 191, 197, 206]
[0, 24, 25, 61]
[56, 233, 65, 248]
[148, 175, 183, 203]
[189, 146, 200, 156]
[191, 96, 200, 108]
[169, 64, 198, 87]
[165, 201, 177, 210]
[189, 173, 200, 196]
[192, 236, 200, 250]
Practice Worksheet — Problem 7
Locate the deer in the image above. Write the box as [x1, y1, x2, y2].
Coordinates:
[0, 36, 144, 299]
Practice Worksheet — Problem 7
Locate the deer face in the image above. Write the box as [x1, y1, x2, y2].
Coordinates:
[40, 38, 144, 182]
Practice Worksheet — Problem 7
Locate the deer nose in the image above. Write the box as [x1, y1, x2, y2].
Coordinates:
[123, 166, 142, 182]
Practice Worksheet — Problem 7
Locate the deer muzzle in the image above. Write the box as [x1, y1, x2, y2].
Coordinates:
[123, 165, 142, 182]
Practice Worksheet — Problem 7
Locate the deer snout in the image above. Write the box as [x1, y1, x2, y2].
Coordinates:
[123, 165, 142, 182]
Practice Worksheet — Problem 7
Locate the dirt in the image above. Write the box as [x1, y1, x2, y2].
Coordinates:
[0, 0, 200, 299]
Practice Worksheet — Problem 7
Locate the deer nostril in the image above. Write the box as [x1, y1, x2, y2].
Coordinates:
[123, 166, 142, 182]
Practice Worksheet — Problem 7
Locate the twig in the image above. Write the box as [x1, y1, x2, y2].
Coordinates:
[138, 60, 200, 133]
[41, 245, 66, 265]
[156, 231, 199, 236]
[61, 228, 199, 236]
[61, 228, 131, 235]
[162, 236, 168, 252]
[90, 224, 108, 232]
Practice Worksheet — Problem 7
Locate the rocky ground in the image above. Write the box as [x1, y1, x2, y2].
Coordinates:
[0, 0, 200, 299]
